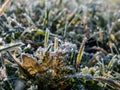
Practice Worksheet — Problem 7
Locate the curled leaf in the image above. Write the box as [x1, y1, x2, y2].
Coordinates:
[21, 54, 47, 76]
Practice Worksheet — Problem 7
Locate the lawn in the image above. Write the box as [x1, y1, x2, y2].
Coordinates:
[0, 0, 120, 90]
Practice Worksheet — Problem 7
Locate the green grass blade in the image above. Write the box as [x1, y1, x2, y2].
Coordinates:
[44, 28, 50, 48]
[76, 39, 86, 71]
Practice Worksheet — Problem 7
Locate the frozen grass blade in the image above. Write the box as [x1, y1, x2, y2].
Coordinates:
[0, 42, 23, 53]
[94, 77, 120, 89]
[87, 52, 101, 67]
[63, 21, 68, 38]
[108, 55, 116, 70]
[44, 28, 50, 48]
[91, 46, 108, 55]
[112, 43, 119, 54]
[54, 37, 58, 51]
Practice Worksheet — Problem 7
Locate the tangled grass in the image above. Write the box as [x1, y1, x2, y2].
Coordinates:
[0, 0, 120, 90]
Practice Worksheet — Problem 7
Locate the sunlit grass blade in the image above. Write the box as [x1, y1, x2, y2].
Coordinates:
[99, 31, 104, 41]
[54, 37, 58, 51]
[0, 0, 12, 15]
[109, 34, 118, 45]
[76, 39, 86, 71]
